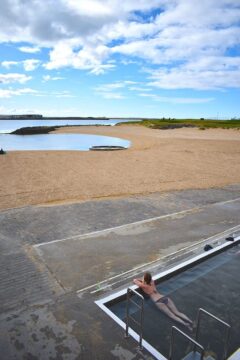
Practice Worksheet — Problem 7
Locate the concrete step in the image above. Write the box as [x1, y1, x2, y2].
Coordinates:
[182, 352, 214, 360]
[182, 352, 202, 360]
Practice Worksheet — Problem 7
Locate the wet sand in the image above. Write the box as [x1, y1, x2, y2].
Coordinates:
[0, 125, 239, 210]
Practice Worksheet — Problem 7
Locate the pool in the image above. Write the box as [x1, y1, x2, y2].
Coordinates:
[96, 237, 240, 359]
[0, 133, 131, 151]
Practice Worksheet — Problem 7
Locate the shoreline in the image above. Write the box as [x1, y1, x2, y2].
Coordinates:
[0, 126, 239, 210]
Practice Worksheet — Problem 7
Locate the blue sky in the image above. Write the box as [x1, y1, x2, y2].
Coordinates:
[0, 0, 240, 118]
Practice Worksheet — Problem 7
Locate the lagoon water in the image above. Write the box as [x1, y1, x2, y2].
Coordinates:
[0, 119, 138, 133]
[0, 119, 133, 151]
[0, 133, 131, 151]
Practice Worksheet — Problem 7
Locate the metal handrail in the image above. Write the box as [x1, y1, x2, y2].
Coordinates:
[195, 308, 231, 360]
[169, 326, 205, 360]
[125, 287, 144, 350]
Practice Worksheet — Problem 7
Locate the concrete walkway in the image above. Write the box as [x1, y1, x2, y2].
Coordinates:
[0, 185, 240, 359]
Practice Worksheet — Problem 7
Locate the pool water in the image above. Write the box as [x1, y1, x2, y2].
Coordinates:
[0, 133, 131, 151]
[107, 244, 240, 359]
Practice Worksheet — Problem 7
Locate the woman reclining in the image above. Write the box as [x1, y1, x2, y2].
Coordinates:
[133, 272, 193, 331]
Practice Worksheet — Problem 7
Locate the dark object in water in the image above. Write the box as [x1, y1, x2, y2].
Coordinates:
[204, 244, 213, 251]
[90, 145, 127, 151]
[0, 148, 6, 155]
[225, 236, 234, 241]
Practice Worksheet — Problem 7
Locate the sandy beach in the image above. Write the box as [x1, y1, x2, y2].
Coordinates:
[0, 125, 240, 210]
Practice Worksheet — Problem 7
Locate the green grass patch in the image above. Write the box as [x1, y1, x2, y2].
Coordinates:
[117, 118, 240, 130]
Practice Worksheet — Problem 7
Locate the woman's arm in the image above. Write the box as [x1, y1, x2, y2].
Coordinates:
[133, 278, 144, 287]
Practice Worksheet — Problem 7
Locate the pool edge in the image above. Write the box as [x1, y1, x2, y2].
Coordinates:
[95, 236, 240, 359]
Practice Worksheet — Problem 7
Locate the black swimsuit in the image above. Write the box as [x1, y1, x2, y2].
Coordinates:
[155, 296, 169, 305]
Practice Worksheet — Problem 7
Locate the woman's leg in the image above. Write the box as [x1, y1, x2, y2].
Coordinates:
[155, 302, 192, 330]
[166, 298, 193, 324]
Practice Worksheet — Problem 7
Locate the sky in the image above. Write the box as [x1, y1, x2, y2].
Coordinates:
[0, 0, 240, 118]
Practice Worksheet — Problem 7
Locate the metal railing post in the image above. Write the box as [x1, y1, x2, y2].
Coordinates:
[125, 288, 144, 350]
[139, 294, 144, 349]
[224, 325, 231, 360]
[195, 308, 231, 360]
[194, 308, 201, 352]
[169, 326, 204, 360]
[125, 288, 130, 338]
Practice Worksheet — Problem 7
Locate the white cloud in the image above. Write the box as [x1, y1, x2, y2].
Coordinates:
[121, 59, 141, 66]
[44, 41, 115, 74]
[0, 0, 164, 74]
[65, 1, 114, 17]
[147, 58, 240, 90]
[95, 80, 154, 98]
[42, 75, 64, 81]
[0, 0, 239, 89]
[94, 79, 213, 101]
[112, 25, 240, 65]
[65, 0, 164, 17]
[0, 88, 38, 98]
[94, 81, 131, 99]
[154, 0, 240, 29]
[95, 82, 125, 91]
[95, 80, 139, 92]
[124, 80, 138, 85]
[0, 73, 32, 84]
[0, 106, 58, 116]
[138, 93, 214, 104]
[2, 59, 41, 71]
[1, 61, 19, 69]
[100, 92, 125, 99]
[52, 91, 74, 98]
[23, 59, 41, 71]
[129, 86, 152, 92]
[18, 46, 41, 53]
[0, 87, 74, 99]
[89, 63, 115, 75]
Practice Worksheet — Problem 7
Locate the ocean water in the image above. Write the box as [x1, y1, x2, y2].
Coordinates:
[0, 119, 139, 133]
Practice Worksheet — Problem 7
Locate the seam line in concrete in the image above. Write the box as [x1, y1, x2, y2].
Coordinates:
[76, 224, 240, 295]
[34, 197, 240, 248]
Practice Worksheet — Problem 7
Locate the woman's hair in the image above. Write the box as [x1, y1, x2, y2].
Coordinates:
[144, 272, 152, 285]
